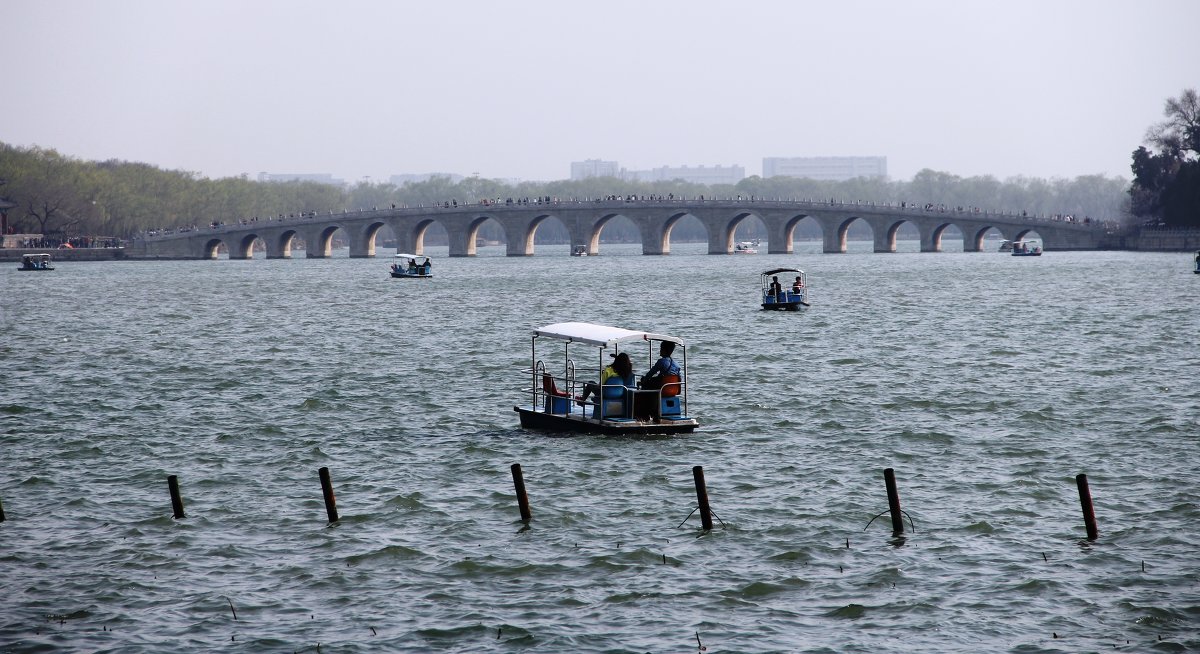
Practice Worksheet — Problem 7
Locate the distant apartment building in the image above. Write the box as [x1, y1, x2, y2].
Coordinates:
[257, 172, 346, 186]
[570, 159, 621, 180]
[623, 164, 745, 185]
[762, 156, 887, 181]
[389, 173, 465, 185]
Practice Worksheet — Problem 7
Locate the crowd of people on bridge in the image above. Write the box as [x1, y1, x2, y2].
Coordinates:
[2, 235, 123, 249]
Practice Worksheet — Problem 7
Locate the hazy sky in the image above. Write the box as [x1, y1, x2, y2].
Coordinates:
[4, 0, 1198, 184]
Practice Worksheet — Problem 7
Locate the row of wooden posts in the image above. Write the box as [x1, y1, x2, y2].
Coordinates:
[0, 467, 1101, 541]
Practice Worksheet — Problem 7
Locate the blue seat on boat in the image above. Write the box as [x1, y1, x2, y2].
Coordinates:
[542, 373, 571, 415]
[546, 395, 570, 414]
[661, 395, 681, 417]
[593, 384, 630, 420]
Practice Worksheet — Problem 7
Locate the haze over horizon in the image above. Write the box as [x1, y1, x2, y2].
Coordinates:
[4, 0, 1197, 185]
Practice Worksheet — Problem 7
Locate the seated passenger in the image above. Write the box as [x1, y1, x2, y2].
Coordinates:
[577, 352, 635, 409]
[637, 341, 681, 420]
[768, 275, 783, 298]
[792, 276, 804, 292]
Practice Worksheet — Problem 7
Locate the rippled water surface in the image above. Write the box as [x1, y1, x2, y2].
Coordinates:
[2, 243, 1198, 653]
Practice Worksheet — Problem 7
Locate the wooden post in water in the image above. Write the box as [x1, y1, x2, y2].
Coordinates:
[167, 475, 185, 519]
[511, 463, 532, 523]
[1075, 473, 1098, 540]
[0, 496, 6, 522]
[884, 468, 904, 535]
[318, 467, 339, 523]
[692, 465, 713, 531]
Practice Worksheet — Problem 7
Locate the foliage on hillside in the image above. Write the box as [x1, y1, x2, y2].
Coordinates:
[0, 141, 1130, 241]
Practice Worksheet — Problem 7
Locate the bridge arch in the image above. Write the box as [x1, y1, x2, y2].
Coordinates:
[394, 217, 444, 255]
[518, 213, 567, 256]
[877, 220, 907, 253]
[716, 211, 763, 254]
[202, 237, 224, 260]
[229, 233, 265, 259]
[826, 215, 875, 253]
[923, 222, 957, 253]
[268, 229, 299, 259]
[779, 214, 817, 254]
[580, 213, 628, 254]
[649, 211, 700, 255]
[454, 214, 507, 257]
[968, 225, 997, 252]
[306, 224, 346, 258]
[349, 220, 390, 258]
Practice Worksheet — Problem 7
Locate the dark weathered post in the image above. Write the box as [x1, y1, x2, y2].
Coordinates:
[884, 468, 903, 535]
[692, 465, 713, 531]
[167, 475, 185, 519]
[510, 463, 532, 523]
[318, 467, 339, 523]
[0, 496, 6, 522]
[1075, 473, 1098, 540]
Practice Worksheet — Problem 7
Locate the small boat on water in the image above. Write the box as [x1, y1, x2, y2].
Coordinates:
[390, 253, 432, 278]
[761, 267, 809, 310]
[1011, 239, 1043, 256]
[18, 253, 54, 271]
[571, 245, 588, 257]
[998, 240, 1015, 252]
[1194, 250, 1200, 274]
[735, 240, 759, 254]
[514, 321, 699, 435]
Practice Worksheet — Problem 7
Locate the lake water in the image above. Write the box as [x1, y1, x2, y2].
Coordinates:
[2, 243, 1198, 653]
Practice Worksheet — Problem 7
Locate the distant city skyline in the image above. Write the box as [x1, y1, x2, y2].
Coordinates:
[261, 155, 884, 187]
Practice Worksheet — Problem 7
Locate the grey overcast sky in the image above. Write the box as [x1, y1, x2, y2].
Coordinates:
[3, 0, 1197, 184]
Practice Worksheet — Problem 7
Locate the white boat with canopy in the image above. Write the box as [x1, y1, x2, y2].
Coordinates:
[514, 321, 699, 435]
[390, 253, 432, 278]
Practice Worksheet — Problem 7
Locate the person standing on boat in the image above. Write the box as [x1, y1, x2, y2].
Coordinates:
[422, 257, 432, 274]
[577, 352, 635, 407]
[768, 275, 783, 299]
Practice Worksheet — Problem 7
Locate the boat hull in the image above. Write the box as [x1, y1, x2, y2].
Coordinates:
[761, 302, 804, 311]
[390, 272, 432, 278]
[513, 406, 697, 435]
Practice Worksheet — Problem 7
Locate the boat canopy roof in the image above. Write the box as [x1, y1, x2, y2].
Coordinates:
[761, 267, 803, 276]
[23, 253, 52, 259]
[393, 253, 429, 259]
[533, 321, 684, 348]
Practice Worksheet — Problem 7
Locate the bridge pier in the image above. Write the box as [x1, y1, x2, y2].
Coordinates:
[920, 230, 941, 253]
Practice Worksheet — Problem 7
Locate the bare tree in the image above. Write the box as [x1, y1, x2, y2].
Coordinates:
[1146, 88, 1200, 158]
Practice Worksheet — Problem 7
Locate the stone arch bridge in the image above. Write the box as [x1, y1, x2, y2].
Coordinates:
[129, 198, 1107, 259]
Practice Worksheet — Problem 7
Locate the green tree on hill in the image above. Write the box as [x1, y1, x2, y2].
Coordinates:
[1130, 88, 1200, 228]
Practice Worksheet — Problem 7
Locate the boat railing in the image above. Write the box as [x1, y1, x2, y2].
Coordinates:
[525, 357, 688, 421]
[527, 360, 581, 414]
